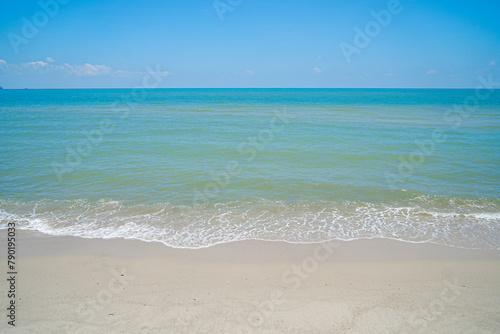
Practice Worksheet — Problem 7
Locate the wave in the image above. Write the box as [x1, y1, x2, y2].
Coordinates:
[1, 196, 499, 250]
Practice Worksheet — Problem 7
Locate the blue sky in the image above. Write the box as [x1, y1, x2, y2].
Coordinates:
[0, 0, 499, 88]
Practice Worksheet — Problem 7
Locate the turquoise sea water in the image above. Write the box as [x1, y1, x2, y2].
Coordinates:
[1, 89, 499, 249]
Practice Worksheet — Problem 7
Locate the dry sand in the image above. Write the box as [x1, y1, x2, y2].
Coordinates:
[2, 230, 500, 333]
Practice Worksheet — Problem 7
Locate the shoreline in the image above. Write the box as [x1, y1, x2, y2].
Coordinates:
[2, 230, 500, 333]
[12, 229, 500, 260]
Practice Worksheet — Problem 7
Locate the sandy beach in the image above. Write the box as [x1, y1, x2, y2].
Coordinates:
[1, 230, 499, 333]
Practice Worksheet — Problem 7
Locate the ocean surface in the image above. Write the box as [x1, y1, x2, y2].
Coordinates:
[1, 89, 499, 249]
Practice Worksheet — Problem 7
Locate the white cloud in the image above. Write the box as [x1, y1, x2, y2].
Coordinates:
[63, 63, 112, 76]
[489, 60, 496, 66]
[45, 57, 55, 63]
[23, 61, 49, 70]
[313, 67, 323, 74]
[385, 71, 394, 77]
[245, 69, 255, 75]
[426, 69, 437, 75]
[114, 69, 170, 77]
[317, 55, 323, 60]
[13, 60, 112, 76]
[156, 70, 170, 77]
[113, 70, 142, 77]
[0, 60, 20, 73]
[0, 59, 170, 80]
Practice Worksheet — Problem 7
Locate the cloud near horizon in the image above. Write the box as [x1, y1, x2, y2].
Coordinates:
[64, 63, 112, 76]
[0, 59, 170, 78]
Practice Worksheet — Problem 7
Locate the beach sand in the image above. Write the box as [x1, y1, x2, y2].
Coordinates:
[3, 230, 500, 333]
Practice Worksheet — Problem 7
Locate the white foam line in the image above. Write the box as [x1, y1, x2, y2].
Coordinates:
[1, 198, 499, 250]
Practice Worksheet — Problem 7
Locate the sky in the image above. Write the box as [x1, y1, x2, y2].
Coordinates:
[0, 0, 499, 88]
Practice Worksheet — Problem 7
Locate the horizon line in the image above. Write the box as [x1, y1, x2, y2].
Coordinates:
[0, 87, 492, 90]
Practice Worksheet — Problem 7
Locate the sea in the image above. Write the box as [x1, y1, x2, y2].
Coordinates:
[0, 89, 499, 249]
